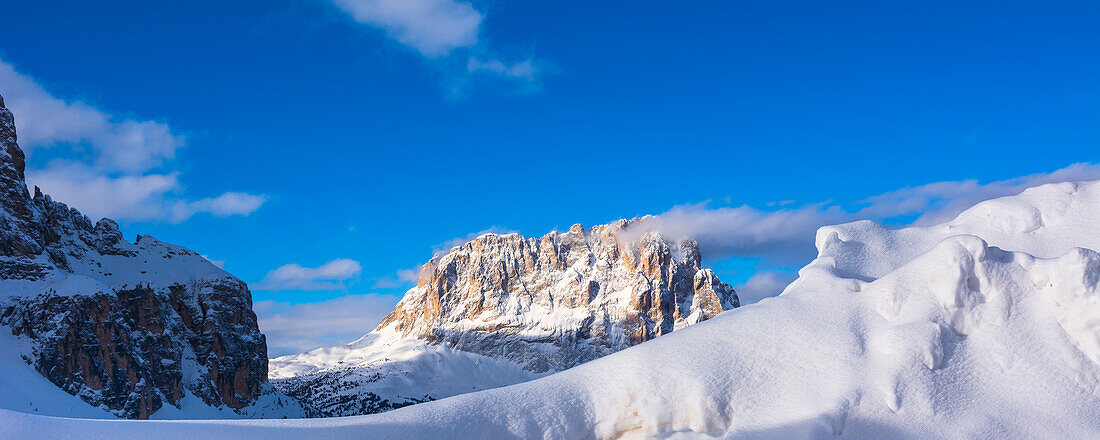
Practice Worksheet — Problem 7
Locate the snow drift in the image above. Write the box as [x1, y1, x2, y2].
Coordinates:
[4, 180, 1100, 439]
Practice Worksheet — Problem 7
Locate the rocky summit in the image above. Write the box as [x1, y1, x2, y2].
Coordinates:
[271, 220, 739, 416]
[0, 94, 284, 419]
[381, 221, 740, 371]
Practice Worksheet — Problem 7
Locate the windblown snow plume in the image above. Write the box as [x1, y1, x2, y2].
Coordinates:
[4, 181, 1100, 438]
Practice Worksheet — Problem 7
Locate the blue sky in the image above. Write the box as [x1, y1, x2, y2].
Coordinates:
[0, 1, 1097, 355]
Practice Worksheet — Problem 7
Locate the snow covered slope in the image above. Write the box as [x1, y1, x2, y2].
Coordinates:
[270, 221, 739, 416]
[9, 179, 1099, 439]
[0, 95, 305, 419]
[270, 327, 542, 415]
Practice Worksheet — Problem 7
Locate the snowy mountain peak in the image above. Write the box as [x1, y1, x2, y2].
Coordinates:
[375, 218, 737, 372]
[0, 93, 298, 419]
[9, 179, 1100, 437]
[266, 179, 1100, 436]
[270, 218, 738, 416]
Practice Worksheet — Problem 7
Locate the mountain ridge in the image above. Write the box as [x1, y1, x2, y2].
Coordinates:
[0, 93, 301, 419]
[11, 178, 1100, 438]
[270, 219, 739, 416]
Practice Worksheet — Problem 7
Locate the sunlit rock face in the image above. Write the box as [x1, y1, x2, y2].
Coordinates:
[272, 219, 738, 417]
[381, 220, 739, 372]
[0, 94, 268, 419]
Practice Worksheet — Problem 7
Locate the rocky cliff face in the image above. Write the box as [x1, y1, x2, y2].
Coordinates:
[0, 94, 269, 419]
[381, 221, 739, 371]
[271, 220, 738, 416]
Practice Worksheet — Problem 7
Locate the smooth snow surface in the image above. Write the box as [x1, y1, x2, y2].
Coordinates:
[4, 181, 1100, 439]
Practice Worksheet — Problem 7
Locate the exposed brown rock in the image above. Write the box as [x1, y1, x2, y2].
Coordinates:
[376, 220, 738, 372]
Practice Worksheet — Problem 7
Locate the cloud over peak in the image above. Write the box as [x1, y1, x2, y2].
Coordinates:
[622, 163, 1100, 266]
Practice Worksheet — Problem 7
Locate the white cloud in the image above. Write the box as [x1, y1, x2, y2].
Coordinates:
[623, 163, 1100, 265]
[255, 294, 399, 356]
[0, 60, 181, 172]
[457, 57, 547, 96]
[371, 267, 421, 289]
[25, 161, 267, 222]
[0, 57, 267, 223]
[172, 192, 268, 222]
[25, 162, 182, 221]
[332, 0, 482, 57]
[255, 258, 363, 291]
[733, 271, 798, 305]
[329, 0, 545, 93]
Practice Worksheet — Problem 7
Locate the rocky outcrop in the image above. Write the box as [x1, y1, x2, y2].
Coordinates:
[379, 221, 739, 371]
[272, 220, 738, 416]
[0, 93, 268, 418]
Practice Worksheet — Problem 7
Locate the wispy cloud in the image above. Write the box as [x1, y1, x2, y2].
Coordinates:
[622, 163, 1100, 265]
[733, 271, 799, 305]
[457, 57, 548, 96]
[255, 294, 399, 356]
[0, 62, 180, 173]
[854, 163, 1100, 225]
[176, 192, 268, 221]
[467, 58, 537, 80]
[0, 58, 267, 223]
[371, 267, 421, 289]
[328, 0, 546, 95]
[255, 258, 363, 291]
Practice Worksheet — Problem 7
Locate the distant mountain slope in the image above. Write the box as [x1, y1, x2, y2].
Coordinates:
[0, 94, 303, 419]
[270, 221, 739, 416]
[16, 179, 1100, 438]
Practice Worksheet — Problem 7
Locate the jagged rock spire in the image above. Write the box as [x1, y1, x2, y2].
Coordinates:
[0, 93, 27, 185]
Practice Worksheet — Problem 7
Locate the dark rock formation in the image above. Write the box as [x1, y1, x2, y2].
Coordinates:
[0, 93, 268, 419]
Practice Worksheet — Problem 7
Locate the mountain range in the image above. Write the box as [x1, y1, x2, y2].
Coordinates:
[0, 94, 304, 419]
[0, 94, 737, 419]
[1, 92, 1099, 438]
